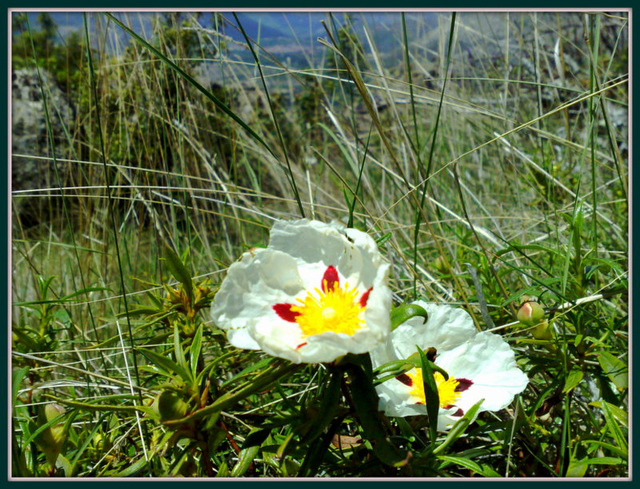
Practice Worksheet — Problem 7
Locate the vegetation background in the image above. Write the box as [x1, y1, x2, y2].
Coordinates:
[11, 10, 628, 478]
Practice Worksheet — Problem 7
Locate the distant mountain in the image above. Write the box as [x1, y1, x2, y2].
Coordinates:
[14, 10, 438, 52]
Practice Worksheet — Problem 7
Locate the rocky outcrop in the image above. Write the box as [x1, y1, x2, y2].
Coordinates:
[11, 67, 75, 225]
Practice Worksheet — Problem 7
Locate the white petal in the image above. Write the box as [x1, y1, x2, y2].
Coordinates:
[211, 248, 304, 350]
[211, 219, 392, 363]
[436, 332, 528, 412]
[393, 302, 478, 359]
[376, 378, 425, 418]
[371, 301, 528, 430]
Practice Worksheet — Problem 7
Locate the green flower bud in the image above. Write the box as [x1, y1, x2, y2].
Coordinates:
[517, 301, 545, 327]
[35, 403, 66, 468]
[531, 320, 553, 340]
[155, 390, 191, 422]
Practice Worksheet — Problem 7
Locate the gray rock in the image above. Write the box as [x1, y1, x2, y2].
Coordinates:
[11, 67, 75, 225]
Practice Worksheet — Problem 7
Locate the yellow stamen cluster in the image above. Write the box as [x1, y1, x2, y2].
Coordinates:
[291, 280, 365, 337]
[408, 368, 461, 408]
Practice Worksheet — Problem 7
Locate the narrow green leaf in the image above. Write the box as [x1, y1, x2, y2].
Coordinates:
[437, 455, 499, 477]
[589, 400, 628, 428]
[231, 445, 260, 477]
[241, 428, 271, 451]
[376, 232, 392, 247]
[597, 352, 628, 391]
[433, 400, 484, 455]
[12, 367, 30, 406]
[581, 439, 628, 458]
[565, 458, 589, 477]
[298, 418, 341, 477]
[563, 368, 584, 393]
[163, 246, 193, 303]
[390, 304, 428, 331]
[345, 363, 411, 467]
[69, 411, 108, 476]
[173, 321, 187, 374]
[44, 395, 153, 416]
[417, 346, 439, 443]
[220, 356, 274, 388]
[598, 399, 628, 456]
[137, 347, 191, 384]
[115, 456, 148, 477]
[190, 323, 203, 378]
[566, 456, 625, 477]
[299, 368, 342, 444]
[581, 456, 625, 466]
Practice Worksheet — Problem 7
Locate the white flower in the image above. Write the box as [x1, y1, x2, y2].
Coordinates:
[211, 219, 392, 363]
[371, 301, 528, 431]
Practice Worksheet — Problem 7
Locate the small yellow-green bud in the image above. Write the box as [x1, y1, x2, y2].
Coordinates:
[531, 319, 553, 340]
[35, 403, 67, 468]
[43, 403, 65, 422]
[517, 301, 545, 326]
[155, 390, 190, 422]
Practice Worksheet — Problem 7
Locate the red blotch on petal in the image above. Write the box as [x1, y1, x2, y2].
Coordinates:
[322, 266, 340, 292]
[296, 342, 307, 349]
[359, 287, 373, 307]
[395, 373, 413, 387]
[451, 408, 464, 417]
[455, 378, 473, 393]
[273, 303, 301, 322]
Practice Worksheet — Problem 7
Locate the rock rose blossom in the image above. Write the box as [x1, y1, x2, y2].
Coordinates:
[371, 301, 528, 431]
[211, 219, 392, 363]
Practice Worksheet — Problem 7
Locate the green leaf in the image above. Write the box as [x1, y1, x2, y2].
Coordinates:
[598, 400, 628, 457]
[241, 428, 271, 450]
[589, 400, 628, 428]
[565, 457, 589, 477]
[433, 399, 484, 455]
[220, 355, 274, 388]
[173, 321, 187, 373]
[437, 455, 499, 477]
[43, 395, 154, 416]
[12, 327, 42, 351]
[231, 444, 260, 477]
[115, 456, 148, 477]
[163, 246, 194, 303]
[69, 411, 108, 476]
[190, 323, 203, 378]
[597, 352, 628, 391]
[298, 418, 341, 477]
[137, 347, 191, 384]
[376, 232, 392, 247]
[12, 367, 30, 406]
[390, 304, 428, 331]
[416, 346, 440, 444]
[299, 368, 342, 444]
[566, 456, 625, 477]
[345, 363, 411, 467]
[563, 368, 584, 393]
[496, 242, 563, 258]
[581, 439, 628, 458]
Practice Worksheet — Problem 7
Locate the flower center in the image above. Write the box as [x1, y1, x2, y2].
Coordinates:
[408, 368, 461, 408]
[291, 280, 365, 338]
